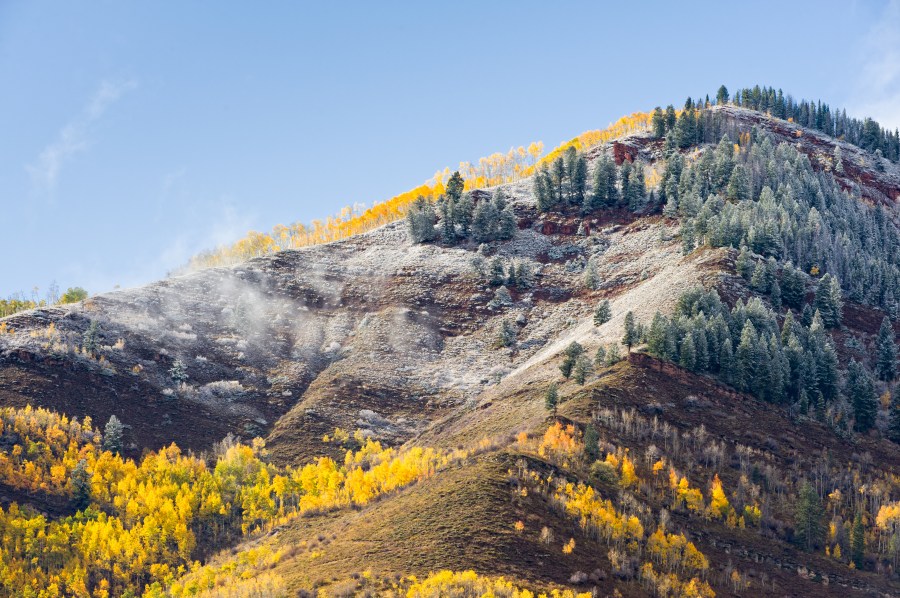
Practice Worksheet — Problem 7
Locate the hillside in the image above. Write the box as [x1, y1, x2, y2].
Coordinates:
[3, 93, 900, 597]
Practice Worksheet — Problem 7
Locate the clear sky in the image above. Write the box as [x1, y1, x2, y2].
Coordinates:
[2, 1, 898, 298]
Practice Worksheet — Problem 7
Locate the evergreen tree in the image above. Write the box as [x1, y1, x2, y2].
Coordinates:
[876, 316, 897, 381]
[846, 359, 877, 432]
[439, 197, 456, 244]
[583, 259, 600, 290]
[583, 424, 600, 461]
[496, 202, 517, 240]
[620, 161, 632, 206]
[627, 162, 646, 210]
[515, 262, 533, 288]
[594, 345, 607, 367]
[593, 300, 612, 326]
[794, 481, 824, 552]
[736, 320, 758, 392]
[407, 196, 438, 243]
[170, 359, 188, 383]
[726, 164, 751, 200]
[82, 320, 100, 356]
[679, 334, 697, 371]
[622, 312, 639, 353]
[589, 155, 618, 210]
[573, 354, 592, 385]
[833, 146, 844, 175]
[604, 343, 622, 366]
[102, 415, 124, 455]
[472, 198, 497, 242]
[771, 280, 782, 311]
[652, 107, 666, 138]
[888, 392, 900, 443]
[71, 459, 91, 511]
[735, 247, 754, 279]
[545, 382, 558, 415]
[454, 194, 474, 236]
[560, 341, 585, 379]
[645, 312, 670, 359]
[489, 257, 506, 286]
[567, 149, 588, 205]
[851, 512, 865, 569]
[534, 167, 554, 212]
[780, 262, 806, 309]
[814, 274, 843, 328]
[716, 85, 729, 105]
[664, 105, 677, 131]
[496, 319, 517, 349]
[446, 171, 465, 201]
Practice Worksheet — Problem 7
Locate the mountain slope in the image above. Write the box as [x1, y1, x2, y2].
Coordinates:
[3, 99, 900, 596]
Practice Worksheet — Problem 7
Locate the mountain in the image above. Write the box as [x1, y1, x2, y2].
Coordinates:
[2, 92, 900, 597]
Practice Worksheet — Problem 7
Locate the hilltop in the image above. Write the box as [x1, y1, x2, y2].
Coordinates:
[2, 89, 900, 596]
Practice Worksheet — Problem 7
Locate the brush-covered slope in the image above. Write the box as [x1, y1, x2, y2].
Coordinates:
[3, 96, 900, 597]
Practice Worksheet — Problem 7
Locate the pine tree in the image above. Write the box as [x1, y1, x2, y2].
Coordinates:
[545, 382, 559, 414]
[568, 151, 587, 205]
[439, 197, 456, 244]
[102, 415, 124, 455]
[780, 262, 806, 309]
[876, 316, 897, 381]
[622, 312, 639, 353]
[472, 198, 497, 242]
[735, 247, 754, 280]
[726, 164, 751, 200]
[814, 274, 842, 328]
[446, 171, 465, 201]
[170, 359, 188, 383]
[846, 359, 877, 432]
[407, 196, 438, 243]
[489, 257, 506, 286]
[593, 300, 612, 326]
[833, 146, 844, 175]
[665, 105, 677, 131]
[627, 162, 645, 210]
[716, 85, 729, 105]
[583, 424, 600, 461]
[736, 321, 758, 392]
[71, 459, 91, 511]
[620, 161, 632, 205]
[496, 319, 517, 349]
[82, 320, 100, 356]
[795, 481, 824, 552]
[851, 512, 865, 569]
[573, 354, 592, 385]
[454, 194, 474, 236]
[679, 334, 697, 371]
[771, 280, 782, 311]
[560, 342, 585, 379]
[583, 259, 600, 290]
[887, 392, 900, 443]
[645, 312, 670, 358]
[515, 262, 533, 288]
[652, 107, 666, 138]
[594, 345, 607, 367]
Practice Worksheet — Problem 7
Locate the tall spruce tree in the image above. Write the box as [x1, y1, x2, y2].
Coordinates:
[102, 415, 124, 455]
[593, 300, 612, 326]
[794, 481, 824, 552]
[845, 359, 877, 432]
[876, 316, 898, 381]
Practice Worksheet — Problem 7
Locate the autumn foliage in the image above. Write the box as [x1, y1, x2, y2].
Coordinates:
[0, 405, 468, 597]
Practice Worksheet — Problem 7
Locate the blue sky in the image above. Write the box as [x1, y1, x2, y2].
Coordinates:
[2, 1, 899, 298]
